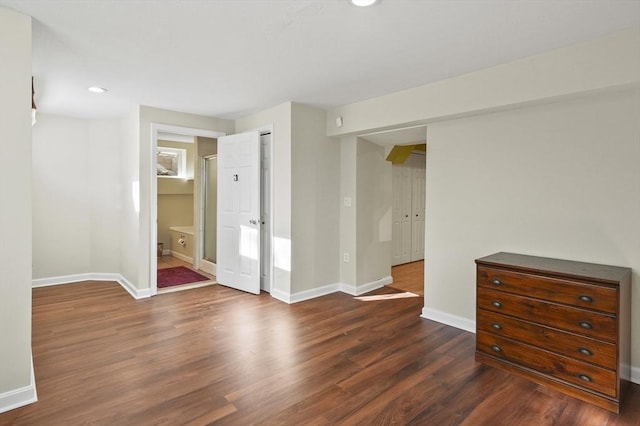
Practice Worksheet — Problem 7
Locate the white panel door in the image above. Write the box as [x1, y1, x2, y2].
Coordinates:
[391, 164, 403, 266]
[411, 154, 426, 262]
[400, 160, 412, 264]
[217, 131, 261, 294]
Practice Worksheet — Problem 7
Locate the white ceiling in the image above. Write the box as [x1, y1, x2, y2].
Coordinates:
[2, 0, 639, 120]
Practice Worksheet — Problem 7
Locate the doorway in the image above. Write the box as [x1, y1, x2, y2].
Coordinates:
[150, 124, 274, 296]
[357, 125, 427, 296]
[389, 151, 425, 295]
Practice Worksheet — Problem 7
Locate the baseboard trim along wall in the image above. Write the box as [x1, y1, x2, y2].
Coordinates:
[0, 355, 37, 414]
[271, 276, 393, 304]
[32, 273, 151, 300]
[421, 307, 476, 334]
[117, 275, 152, 300]
[631, 366, 640, 385]
[170, 251, 193, 264]
[270, 284, 340, 304]
[340, 276, 392, 296]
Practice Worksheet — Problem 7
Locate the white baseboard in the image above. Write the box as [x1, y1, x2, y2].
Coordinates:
[161, 249, 171, 256]
[32, 272, 115, 288]
[32, 273, 151, 300]
[117, 275, 151, 300]
[340, 275, 392, 296]
[271, 276, 393, 304]
[270, 288, 291, 304]
[631, 366, 640, 385]
[0, 355, 37, 414]
[421, 307, 476, 333]
[170, 250, 193, 264]
[288, 283, 341, 304]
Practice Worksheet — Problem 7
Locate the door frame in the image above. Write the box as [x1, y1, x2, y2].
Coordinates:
[258, 128, 274, 293]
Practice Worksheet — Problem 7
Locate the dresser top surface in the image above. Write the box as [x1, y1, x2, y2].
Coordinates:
[475, 252, 631, 283]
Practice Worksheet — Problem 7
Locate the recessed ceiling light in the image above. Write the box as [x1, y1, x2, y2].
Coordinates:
[88, 86, 108, 93]
[351, 0, 378, 6]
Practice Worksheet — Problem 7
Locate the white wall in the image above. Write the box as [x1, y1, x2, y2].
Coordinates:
[339, 137, 358, 286]
[88, 119, 124, 273]
[236, 102, 292, 295]
[32, 115, 91, 278]
[424, 90, 640, 373]
[119, 107, 140, 287]
[0, 6, 34, 410]
[355, 138, 392, 286]
[339, 137, 393, 290]
[327, 28, 640, 137]
[32, 114, 122, 280]
[291, 103, 340, 292]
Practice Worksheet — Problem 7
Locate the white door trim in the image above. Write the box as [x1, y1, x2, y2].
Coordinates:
[253, 126, 274, 294]
[150, 123, 225, 296]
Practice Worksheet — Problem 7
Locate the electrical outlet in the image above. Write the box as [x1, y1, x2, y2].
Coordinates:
[343, 252, 349, 263]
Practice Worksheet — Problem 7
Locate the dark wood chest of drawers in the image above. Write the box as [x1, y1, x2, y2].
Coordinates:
[475, 252, 631, 413]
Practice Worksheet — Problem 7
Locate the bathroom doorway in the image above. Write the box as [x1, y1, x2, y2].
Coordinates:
[149, 123, 274, 296]
[150, 124, 225, 296]
[155, 132, 216, 293]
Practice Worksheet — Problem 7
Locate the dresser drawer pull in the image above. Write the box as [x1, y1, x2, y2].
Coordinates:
[491, 278, 503, 286]
[578, 295, 593, 303]
[577, 374, 593, 383]
[491, 345, 502, 353]
[578, 347, 593, 356]
[491, 301, 503, 308]
[491, 323, 502, 330]
[578, 321, 593, 329]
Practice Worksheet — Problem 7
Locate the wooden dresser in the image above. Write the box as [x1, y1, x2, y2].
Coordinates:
[475, 252, 631, 413]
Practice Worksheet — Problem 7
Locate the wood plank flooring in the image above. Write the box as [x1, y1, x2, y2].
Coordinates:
[1, 281, 639, 425]
[389, 260, 424, 296]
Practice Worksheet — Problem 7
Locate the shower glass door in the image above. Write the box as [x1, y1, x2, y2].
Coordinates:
[203, 156, 217, 263]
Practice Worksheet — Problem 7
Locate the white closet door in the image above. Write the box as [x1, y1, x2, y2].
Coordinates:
[400, 160, 413, 264]
[391, 164, 403, 266]
[392, 153, 426, 266]
[392, 159, 413, 266]
[411, 154, 426, 262]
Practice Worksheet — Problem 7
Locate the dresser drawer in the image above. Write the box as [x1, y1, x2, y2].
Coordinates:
[477, 331, 617, 398]
[477, 309, 616, 369]
[477, 287, 616, 342]
[478, 266, 618, 314]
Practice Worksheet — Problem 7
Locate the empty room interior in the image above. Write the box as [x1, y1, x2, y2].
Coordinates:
[1, 1, 639, 424]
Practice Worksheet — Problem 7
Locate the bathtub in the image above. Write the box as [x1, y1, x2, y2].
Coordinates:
[169, 226, 194, 263]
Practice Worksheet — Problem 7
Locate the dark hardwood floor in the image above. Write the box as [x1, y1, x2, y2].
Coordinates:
[1, 281, 639, 425]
